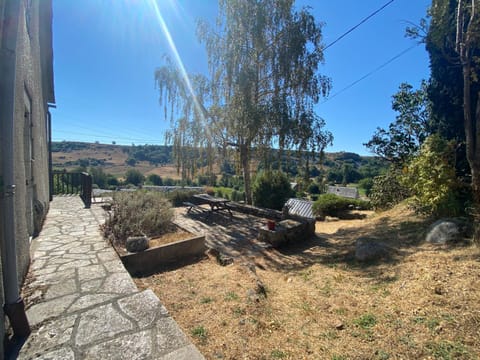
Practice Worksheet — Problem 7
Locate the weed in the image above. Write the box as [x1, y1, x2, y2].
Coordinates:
[200, 296, 213, 304]
[271, 349, 287, 358]
[426, 317, 440, 331]
[224, 291, 239, 301]
[191, 325, 208, 343]
[426, 340, 470, 359]
[331, 356, 347, 360]
[319, 280, 333, 297]
[233, 306, 246, 316]
[299, 269, 313, 281]
[334, 308, 347, 316]
[321, 330, 338, 340]
[353, 313, 377, 329]
[374, 349, 390, 359]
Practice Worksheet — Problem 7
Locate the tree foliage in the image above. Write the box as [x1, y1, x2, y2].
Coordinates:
[155, 0, 331, 204]
[365, 81, 430, 163]
[369, 168, 410, 210]
[252, 170, 294, 210]
[402, 135, 463, 216]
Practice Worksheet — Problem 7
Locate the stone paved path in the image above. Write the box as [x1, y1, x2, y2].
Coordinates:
[18, 196, 204, 360]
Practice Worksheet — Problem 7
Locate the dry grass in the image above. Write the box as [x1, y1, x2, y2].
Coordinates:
[134, 205, 480, 360]
[149, 230, 194, 247]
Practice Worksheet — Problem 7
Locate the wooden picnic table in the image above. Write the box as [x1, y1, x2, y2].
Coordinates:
[192, 193, 232, 217]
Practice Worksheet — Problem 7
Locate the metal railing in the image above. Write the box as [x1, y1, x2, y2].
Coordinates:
[52, 171, 92, 208]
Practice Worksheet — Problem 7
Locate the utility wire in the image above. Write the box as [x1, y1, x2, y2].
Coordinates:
[323, 43, 420, 103]
[323, 0, 396, 51]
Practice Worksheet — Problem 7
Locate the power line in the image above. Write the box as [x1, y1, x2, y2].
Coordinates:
[323, 43, 420, 103]
[323, 0, 396, 51]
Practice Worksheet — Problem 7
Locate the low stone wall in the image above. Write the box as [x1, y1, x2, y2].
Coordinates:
[227, 202, 283, 220]
[120, 235, 206, 276]
[258, 218, 315, 248]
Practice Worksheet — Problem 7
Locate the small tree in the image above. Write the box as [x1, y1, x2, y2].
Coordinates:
[402, 134, 463, 216]
[370, 168, 410, 210]
[147, 174, 163, 186]
[125, 169, 144, 186]
[252, 171, 294, 210]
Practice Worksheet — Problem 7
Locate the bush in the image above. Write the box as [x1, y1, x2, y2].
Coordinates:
[231, 189, 245, 202]
[125, 169, 144, 186]
[252, 171, 295, 210]
[147, 174, 163, 186]
[358, 177, 374, 197]
[103, 191, 174, 246]
[313, 194, 364, 218]
[166, 189, 199, 207]
[370, 168, 410, 210]
[402, 135, 464, 216]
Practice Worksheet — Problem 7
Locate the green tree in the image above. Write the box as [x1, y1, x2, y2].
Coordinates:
[402, 134, 462, 216]
[156, 0, 331, 204]
[125, 169, 144, 186]
[147, 174, 163, 186]
[426, 0, 480, 241]
[89, 167, 108, 189]
[252, 171, 294, 210]
[365, 81, 430, 163]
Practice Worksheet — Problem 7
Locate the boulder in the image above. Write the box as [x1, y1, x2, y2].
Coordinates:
[355, 238, 390, 262]
[425, 219, 462, 244]
[126, 236, 148, 252]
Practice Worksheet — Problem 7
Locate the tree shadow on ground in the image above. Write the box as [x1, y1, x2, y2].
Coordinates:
[255, 214, 466, 278]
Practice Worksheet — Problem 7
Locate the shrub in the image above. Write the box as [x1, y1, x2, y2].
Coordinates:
[312, 194, 371, 218]
[125, 169, 144, 186]
[252, 170, 294, 210]
[370, 168, 410, 210]
[358, 177, 374, 197]
[147, 174, 163, 186]
[166, 189, 199, 207]
[103, 191, 173, 246]
[308, 182, 321, 195]
[402, 135, 463, 216]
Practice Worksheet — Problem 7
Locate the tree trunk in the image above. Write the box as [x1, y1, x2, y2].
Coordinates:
[240, 142, 252, 204]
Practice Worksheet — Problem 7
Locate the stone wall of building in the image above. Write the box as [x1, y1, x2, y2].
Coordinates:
[0, 0, 54, 354]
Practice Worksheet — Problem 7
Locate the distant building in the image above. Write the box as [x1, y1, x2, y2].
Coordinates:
[327, 186, 359, 199]
[0, 0, 55, 352]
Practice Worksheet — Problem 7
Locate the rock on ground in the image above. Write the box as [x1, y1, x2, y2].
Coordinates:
[425, 219, 463, 244]
[355, 237, 390, 262]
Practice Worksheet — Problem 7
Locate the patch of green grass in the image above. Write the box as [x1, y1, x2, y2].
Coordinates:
[426, 340, 470, 359]
[191, 325, 208, 343]
[270, 349, 287, 359]
[331, 355, 347, 360]
[224, 291, 239, 301]
[334, 307, 347, 316]
[353, 313, 377, 329]
[299, 269, 313, 281]
[199, 296, 213, 304]
[319, 280, 333, 297]
[232, 306, 246, 317]
[374, 349, 390, 360]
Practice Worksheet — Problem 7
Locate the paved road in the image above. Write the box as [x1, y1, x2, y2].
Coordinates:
[17, 196, 204, 360]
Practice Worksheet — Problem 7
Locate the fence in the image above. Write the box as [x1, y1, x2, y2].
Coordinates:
[52, 171, 92, 208]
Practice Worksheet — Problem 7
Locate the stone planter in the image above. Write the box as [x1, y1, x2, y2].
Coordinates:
[120, 232, 206, 276]
[258, 218, 315, 248]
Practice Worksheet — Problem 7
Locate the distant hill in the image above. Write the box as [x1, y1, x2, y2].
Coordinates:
[52, 141, 388, 183]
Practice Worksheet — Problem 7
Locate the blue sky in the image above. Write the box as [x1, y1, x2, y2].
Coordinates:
[52, 0, 431, 155]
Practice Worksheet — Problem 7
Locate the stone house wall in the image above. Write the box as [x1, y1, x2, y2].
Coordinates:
[0, 0, 54, 354]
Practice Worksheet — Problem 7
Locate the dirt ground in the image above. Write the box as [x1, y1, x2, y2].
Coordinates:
[134, 205, 480, 360]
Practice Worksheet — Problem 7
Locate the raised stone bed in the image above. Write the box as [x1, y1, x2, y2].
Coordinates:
[120, 231, 206, 276]
[258, 218, 315, 248]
